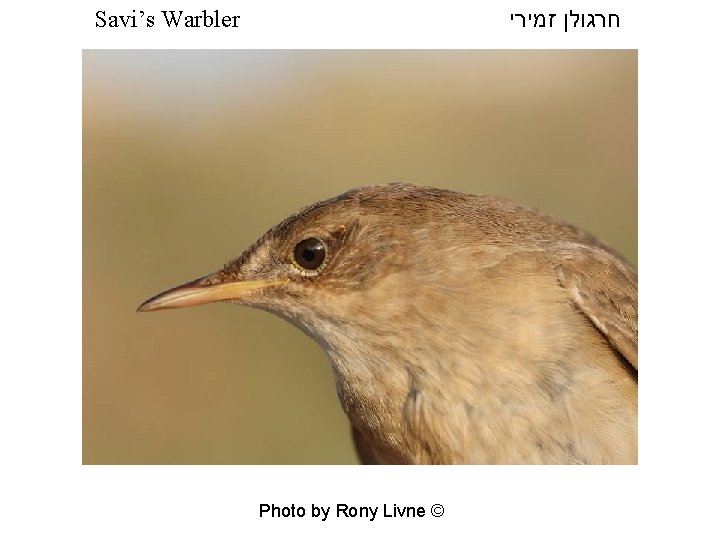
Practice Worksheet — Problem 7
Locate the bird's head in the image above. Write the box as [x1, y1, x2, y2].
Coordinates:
[138, 184, 457, 339]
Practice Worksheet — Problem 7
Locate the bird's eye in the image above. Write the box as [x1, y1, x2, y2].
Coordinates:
[292, 237, 327, 271]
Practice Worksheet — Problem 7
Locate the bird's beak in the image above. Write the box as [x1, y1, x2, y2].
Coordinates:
[137, 273, 287, 312]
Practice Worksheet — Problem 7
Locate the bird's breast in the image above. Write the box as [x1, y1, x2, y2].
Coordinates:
[303, 252, 637, 464]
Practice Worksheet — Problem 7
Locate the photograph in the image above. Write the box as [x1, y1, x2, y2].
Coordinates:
[10, 0, 720, 537]
[83, 49, 637, 465]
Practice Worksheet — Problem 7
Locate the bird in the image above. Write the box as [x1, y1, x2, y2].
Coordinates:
[138, 183, 638, 464]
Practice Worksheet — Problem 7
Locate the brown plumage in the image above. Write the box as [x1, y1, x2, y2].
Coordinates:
[139, 183, 638, 464]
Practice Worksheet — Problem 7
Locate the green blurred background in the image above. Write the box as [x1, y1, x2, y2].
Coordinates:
[83, 50, 637, 464]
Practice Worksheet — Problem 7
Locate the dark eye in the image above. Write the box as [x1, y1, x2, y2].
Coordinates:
[293, 237, 327, 271]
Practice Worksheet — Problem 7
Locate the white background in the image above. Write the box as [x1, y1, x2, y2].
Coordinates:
[2, 0, 719, 538]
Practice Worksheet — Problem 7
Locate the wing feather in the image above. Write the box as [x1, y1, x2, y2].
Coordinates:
[557, 245, 638, 370]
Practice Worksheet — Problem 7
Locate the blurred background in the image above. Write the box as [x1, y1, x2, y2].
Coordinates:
[83, 50, 637, 464]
